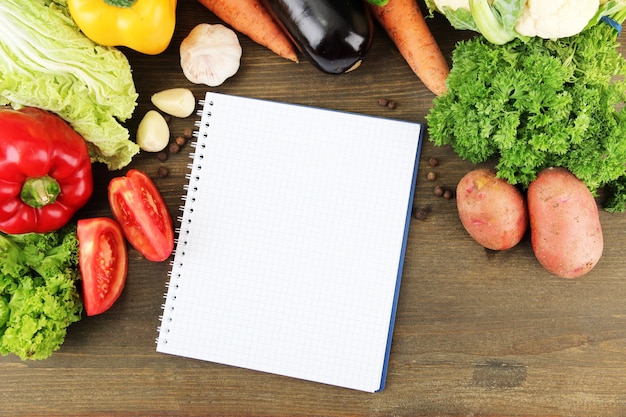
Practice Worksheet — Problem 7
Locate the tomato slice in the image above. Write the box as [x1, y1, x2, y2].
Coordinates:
[77, 217, 128, 316]
[108, 169, 174, 262]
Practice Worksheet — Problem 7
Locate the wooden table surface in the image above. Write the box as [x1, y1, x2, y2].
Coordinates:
[3, 2, 626, 416]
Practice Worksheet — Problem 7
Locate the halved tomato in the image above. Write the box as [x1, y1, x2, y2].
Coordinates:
[108, 169, 174, 262]
[77, 217, 128, 316]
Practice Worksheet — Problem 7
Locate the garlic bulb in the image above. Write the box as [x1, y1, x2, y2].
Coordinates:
[180, 23, 242, 87]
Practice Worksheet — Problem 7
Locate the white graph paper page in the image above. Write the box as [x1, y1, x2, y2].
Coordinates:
[157, 92, 422, 392]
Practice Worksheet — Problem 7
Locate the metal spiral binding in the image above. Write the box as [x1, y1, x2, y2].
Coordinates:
[156, 98, 212, 346]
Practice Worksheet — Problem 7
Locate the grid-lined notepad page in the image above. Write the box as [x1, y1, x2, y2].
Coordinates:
[157, 92, 422, 393]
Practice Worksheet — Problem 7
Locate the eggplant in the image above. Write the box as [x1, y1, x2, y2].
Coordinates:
[261, 0, 374, 74]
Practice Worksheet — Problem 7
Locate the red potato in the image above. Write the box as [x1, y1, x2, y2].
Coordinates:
[456, 169, 528, 250]
[527, 167, 603, 279]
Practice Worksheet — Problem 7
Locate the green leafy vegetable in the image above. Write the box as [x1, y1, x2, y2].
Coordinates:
[364, 0, 389, 5]
[0, 226, 83, 360]
[0, 0, 139, 170]
[427, 16, 626, 211]
[468, 0, 524, 45]
[426, 0, 624, 42]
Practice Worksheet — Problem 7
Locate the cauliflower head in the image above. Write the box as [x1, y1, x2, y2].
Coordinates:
[515, 0, 600, 38]
[426, 0, 621, 44]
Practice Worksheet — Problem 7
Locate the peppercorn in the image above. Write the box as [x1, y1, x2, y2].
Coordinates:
[157, 166, 169, 177]
[427, 171, 437, 181]
[175, 136, 187, 147]
[168, 142, 181, 154]
[412, 205, 431, 221]
[182, 127, 193, 139]
[386, 100, 397, 110]
[156, 151, 168, 162]
[378, 98, 390, 107]
[428, 157, 439, 167]
[443, 189, 454, 200]
[434, 185, 445, 197]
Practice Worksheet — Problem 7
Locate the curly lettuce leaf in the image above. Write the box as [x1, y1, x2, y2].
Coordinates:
[0, 0, 139, 170]
[0, 226, 83, 360]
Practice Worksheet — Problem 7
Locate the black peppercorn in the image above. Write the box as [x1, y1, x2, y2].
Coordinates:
[412, 205, 431, 221]
[182, 127, 193, 139]
[169, 142, 181, 154]
[157, 166, 169, 177]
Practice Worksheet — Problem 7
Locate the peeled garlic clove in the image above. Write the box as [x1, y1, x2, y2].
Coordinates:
[151, 88, 196, 118]
[137, 110, 170, 152]
[180, 23, 242, 87]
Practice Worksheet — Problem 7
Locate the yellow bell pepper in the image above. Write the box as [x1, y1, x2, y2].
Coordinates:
[67, 0, 177, 55]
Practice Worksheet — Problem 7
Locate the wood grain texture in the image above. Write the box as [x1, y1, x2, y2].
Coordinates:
[2, 2, 626, 416]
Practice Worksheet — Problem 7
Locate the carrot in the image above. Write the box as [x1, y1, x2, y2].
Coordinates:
[366, 0, 449, 96]
[197, 0, 299, 63]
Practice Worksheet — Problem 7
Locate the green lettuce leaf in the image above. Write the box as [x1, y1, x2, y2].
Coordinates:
[0, 226, 83, 360]
[0, 0, 139, 170]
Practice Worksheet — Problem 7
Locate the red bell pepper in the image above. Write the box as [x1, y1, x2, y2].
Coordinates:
[0, 107, 93, 234]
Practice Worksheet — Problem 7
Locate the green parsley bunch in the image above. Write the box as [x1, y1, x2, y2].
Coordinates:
[427, 12, 626, 211]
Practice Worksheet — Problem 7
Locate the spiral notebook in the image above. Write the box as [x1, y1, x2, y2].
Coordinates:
[156, 92, 422, 392]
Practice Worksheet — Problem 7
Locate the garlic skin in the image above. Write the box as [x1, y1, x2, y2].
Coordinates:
[180, 23, 242, 87]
